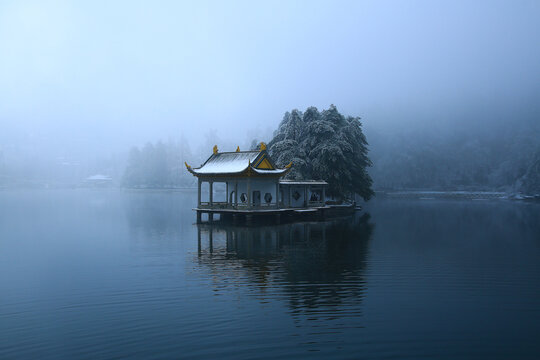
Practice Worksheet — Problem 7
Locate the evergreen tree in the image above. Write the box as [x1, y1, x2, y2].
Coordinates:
[122, 147, 143, 187]
[269, 105, 374, 201]
[250, 139, 260, 150]
[269, 109, 309, 179]
[122, 139, 195, 189]
[516, 149, 540, 195]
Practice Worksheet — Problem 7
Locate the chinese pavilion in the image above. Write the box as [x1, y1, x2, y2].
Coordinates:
[185, 143, 330, 223]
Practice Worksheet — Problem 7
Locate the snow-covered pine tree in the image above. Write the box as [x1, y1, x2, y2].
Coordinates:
[268, 105, 374, 201]
[341, 116, 374, 201]
[268, 110, 307, 179]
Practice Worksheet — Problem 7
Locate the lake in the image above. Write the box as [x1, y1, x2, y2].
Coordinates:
[1, 189, 540, 359]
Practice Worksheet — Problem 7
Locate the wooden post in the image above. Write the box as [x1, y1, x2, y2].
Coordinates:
[276, 226, 280, 250]
[322, 186, 326, 206]
[196, 211, 202, 224]
[288, 223, 293, 242]
[209, 228, 213, 254]
[209, 181, 213, 206]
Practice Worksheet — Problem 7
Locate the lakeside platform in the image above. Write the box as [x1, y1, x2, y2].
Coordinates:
[194, 203, 357, 225]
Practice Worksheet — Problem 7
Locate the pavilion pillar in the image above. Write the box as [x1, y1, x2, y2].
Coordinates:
[275, 180, 279, 208]
[209, 181, 213, 206]
[322, 186, 326, 206]
[226, 181, 229, 207]
[197, 178, 201, 207]
[234, 181, 238, 208]
[247, 178, 251, 209]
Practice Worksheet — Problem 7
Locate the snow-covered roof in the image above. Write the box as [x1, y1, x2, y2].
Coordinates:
[193, 151, 260, 174]
[187, 149, 290, 177]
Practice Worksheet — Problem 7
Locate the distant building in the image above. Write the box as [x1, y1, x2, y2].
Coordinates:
[83, 174, 113, 187]
[186, 143, 342, 224]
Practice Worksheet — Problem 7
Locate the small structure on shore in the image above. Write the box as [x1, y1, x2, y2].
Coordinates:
[82, 174, 113, 187]
[186, 144, 354, 224]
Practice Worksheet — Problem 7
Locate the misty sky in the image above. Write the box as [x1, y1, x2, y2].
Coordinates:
[1, 0, 539, 158]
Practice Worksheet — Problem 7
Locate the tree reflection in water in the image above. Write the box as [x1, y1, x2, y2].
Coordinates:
[196, 213, 374, 322]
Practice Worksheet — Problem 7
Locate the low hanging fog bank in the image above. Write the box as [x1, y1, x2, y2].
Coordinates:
[0, 1, 539, 195]
[2, 97, 539, 195]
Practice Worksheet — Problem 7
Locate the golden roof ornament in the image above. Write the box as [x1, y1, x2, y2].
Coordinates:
[184, 162, 191, 169]
[260, 142, 267, 151]
[213, 145, 218, 154]
[236, 146, 240, 152]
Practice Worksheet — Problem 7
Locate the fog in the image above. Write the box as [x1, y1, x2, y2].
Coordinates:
[1, 0, 539, 191]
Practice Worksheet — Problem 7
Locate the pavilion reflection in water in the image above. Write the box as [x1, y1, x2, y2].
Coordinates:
[195, 213, 374, 318]
[197, 213, 372, 257]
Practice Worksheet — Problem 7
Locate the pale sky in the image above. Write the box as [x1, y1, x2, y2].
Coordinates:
[1, 0, 539, 158]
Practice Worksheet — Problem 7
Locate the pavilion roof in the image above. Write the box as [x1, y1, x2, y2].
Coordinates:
[186, 146, 291, 177]
[194, 151, 259, 174]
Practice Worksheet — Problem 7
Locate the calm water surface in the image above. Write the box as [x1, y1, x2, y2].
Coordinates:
[1, 189, 540, 359]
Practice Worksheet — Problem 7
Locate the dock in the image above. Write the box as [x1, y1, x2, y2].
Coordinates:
[195, 203, 356, 225]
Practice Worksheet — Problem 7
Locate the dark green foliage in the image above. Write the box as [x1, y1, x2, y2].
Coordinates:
[268, 105, 374, 201]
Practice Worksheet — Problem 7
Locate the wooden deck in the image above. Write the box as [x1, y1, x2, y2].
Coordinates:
[194, 203, 357, 225]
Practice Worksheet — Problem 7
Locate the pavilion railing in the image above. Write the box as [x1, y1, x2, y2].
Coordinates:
[199, 202, 281, 210]
[199, 201, 326, 210]
[199, 201, 228, 209]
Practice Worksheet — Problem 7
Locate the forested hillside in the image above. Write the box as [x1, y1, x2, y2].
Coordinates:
[516, 150, 540, 195]
[366, 116, 540, 195]
[122, 140, 195, 188]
